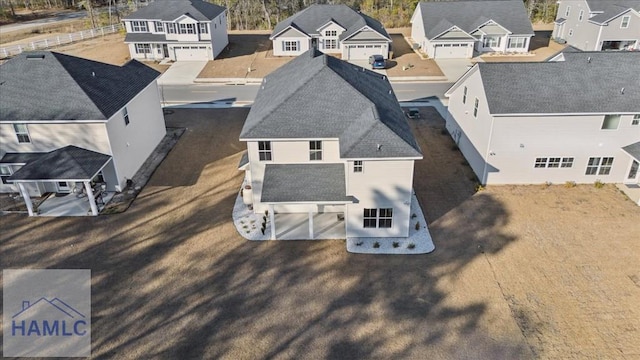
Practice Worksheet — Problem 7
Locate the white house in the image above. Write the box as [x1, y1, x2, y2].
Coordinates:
[410, 0, 535, 59]
[444, 51, 640, 186]
[552, 0, 640, 51]
[123, 0, 228, 62]
[239, 49, 423, 240]
[0, 51, 166, 216]
[269, 4, 392, 60]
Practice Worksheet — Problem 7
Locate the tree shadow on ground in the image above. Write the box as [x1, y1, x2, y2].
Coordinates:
[217, 34, 271, 59]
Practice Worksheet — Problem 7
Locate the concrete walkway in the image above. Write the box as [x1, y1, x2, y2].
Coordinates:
[158, 61, 207, 85]
[434, 58, 474, 82]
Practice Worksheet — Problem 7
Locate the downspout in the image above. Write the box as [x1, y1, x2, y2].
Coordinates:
[595, 24, 604, 50]
[481, 116, 496, 185]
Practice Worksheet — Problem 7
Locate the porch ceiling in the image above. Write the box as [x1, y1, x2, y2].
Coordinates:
[622, 141, 640, 162]
[262, 163, 354, 203]
[8, 145, 111, 182]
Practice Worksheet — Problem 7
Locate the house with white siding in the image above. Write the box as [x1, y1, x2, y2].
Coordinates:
[444, 51, 640, 187]
[552, 0, 640, 51]
[0, 51, 166, 216]
[269, 4, 392, 60]
[410, 0, 534, 59]
[123, 0, 228, 61]
[239, 49, 423, 240]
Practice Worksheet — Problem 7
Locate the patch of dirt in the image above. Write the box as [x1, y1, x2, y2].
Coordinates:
[385, 31, 443, 77]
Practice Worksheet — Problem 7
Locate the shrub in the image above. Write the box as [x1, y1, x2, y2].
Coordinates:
[475, 184, 485, 192]
[564, 181, 576, 188]
[594, 180, 605, 189]
[392, 242, 400, 248]
[373, 242, 380, 248]
[407, 243, 416, 250]
[355, 241, 363, 246]
[415, 221, 420, 231]
[411, 213, 417, 219]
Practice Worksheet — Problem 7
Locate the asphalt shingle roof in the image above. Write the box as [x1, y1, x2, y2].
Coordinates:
[271, 4, 390, 41]
[416, 0, 534, 39]
[0, 152, 45, 164]
[8, 145, 111, 181]
[477, 52, 640, 114]
[261, 164, 353, 203]
[239, 49, 422, 159]
[586, 0, 640, 24]
[123, 0, 226, 21]
[124, 33, 174, 42]
[0, 51, 160, 121]
[623, 141, 640, 161]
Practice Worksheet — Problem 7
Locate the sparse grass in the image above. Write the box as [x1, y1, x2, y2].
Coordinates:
[542, 181, 552, 189]
[564, 181, 576, 188]
[594, 180, 605, 189]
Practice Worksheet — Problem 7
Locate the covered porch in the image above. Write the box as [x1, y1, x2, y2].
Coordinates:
[620, 142, 640, 206]
[8, 145, 113, 216]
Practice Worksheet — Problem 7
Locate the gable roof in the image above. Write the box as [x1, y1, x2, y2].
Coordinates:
[239, 49, 422, 159]
[270, 4, 390, 41]
[415, 0, 534, 39]
[585, 0, 640, 24]
[123, 0, 226, 21]
[262, 164, 354, 203]
[0, 51, 160, 121]
[475, 52, 640, 114]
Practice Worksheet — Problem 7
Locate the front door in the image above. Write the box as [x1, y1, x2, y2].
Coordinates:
[163, 44, 169, 58]
[56, 181, 71, 193]
[625, 160, 639, 184]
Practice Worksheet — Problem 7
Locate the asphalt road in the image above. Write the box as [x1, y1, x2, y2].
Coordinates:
[0, 10, 88, 33]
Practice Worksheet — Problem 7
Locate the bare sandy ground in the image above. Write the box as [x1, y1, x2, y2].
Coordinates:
[1, 107, 638, 359]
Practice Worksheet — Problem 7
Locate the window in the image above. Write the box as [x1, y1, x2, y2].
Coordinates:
[565, 5, 571, 17]
[354, 160, 363, 173]
[13, 124, 30, 143]
[134, 43, 151, 54]
[131, 21, 148, 32]
[578, 10, 584, 21]
[0, 165, 13, 184]
[507, 37, 526, 49]
[602, 115, 621, 129]
[123, 107, 130, 126]
[258, 141, 272, 161]
[378, 208, 393, 228]
[462, 86, 467, 104]
[629, 160, 639, 179]
[154, 21, 163, 32]
[534, 157, 548, 168]
[325, 30, 337, 37]
[568, 29, 573, 37]
[283, 41, 298, 52]
[586, 157, 614, 175]
[166, 23, 176, 34]
[179, 23, 196, 34]
[535, 157, 573, 168]
[363, 208, 377, 228]
[473, 98, 479, 118]
[199, 23, 209, 34]
[548, 157, 561, 168]
[633, 114, 640, 125]
[309, 141, 322, 161]
[561, 157, 574, 168]
[483, 36, 501, 48]
[324, 39, 338, 50]
[621, 16, 630, 28]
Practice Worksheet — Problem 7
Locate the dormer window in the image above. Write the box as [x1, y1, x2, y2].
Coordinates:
[179, 23, 196, 34]
[325, 30, 337, 37]
[166, 23, 176, 34]
[199, 23, 209, 34]
[131, 21, 148, 32]
[154, 21, 164, 32]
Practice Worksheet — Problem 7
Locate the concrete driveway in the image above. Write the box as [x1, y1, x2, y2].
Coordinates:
[158, 61, 208, 85]
[347, 59, 388, 76]
[434, 58, 474, 82]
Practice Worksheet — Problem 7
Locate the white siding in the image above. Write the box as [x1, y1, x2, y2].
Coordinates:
[410, 5, 427, 51]
[272, 27, 310, 57]
[0, 123, 110, 154]
[210, 12, 229, 58]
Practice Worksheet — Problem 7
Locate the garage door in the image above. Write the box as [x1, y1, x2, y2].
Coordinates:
[434, 43, 470, 59]
[346, 44, 385, 60]
[173, 46, 211, 61]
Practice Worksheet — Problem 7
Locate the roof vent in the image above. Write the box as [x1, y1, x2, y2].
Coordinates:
[382, 75, 386, 81]
[587, 56, 591, 63]
[26, 54, 45, 60]
[388, 90, 392, 95]
[376, 144, 382, 151]
[92, 71, 96, 77]
[620, 87, 624, 94]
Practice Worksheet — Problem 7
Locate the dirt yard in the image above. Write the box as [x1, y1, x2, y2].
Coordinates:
[1, 107, 638, 359]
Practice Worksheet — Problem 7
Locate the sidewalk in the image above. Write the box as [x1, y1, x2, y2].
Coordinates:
[157, 61, 208, 85]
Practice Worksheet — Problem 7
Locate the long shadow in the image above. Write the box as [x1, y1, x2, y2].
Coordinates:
[217, 34, 271, 59]
[530, 31, 552, 51]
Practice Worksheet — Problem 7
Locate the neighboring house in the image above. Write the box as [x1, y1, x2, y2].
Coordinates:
[552, 0, 640, 51]
[0, 51, 166, 216]
[239, 49, 423, 240]
[269, 4, 392, 60]
[123, 0, 228, 61]
[444, 51, 640, 186]
[410, 0, 534, 59]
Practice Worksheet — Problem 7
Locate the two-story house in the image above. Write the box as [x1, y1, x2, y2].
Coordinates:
[270, 4, 392, 60]
[411, 0, 534, 59]
[444, 51, 640, 187]
[0, 51, 166, 216]
[239, 49, 423, 240]
[123, 0, 228, 62]
[553, 0, 640, 51]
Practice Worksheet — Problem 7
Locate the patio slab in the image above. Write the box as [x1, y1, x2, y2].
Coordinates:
[38, 191, 115, 217]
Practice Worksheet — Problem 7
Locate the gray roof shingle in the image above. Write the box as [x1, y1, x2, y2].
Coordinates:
[240, 50, 422, 159]
[123, 0, 226, 21]
[261, 163, 353, 203]
[586, 0, 640, 24]
[623, 141, 640, 161]
[0, 51, 160, 121]
[477, 52, 640, 114]
[8, 145, 111, 182]
[0, 152, 45, 164]
[271, 4, 390, 41]
[416, 0, 534, 39]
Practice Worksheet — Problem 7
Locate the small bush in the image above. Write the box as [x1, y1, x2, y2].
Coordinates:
[407, 243, 416, 250]
[564, 181, 576, 188]
[475, 184, 485, 192]
[415, 221, 420, 231]
[411, 213, 417, 219]
[355, 241, 363, 246]
[373, 242, 380, 248]
[392, 242, 400, 248]
[594, 180, 605, 189]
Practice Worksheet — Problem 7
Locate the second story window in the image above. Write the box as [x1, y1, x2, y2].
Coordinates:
[578, 10, 584, 22]
[354, 160, 363, 173]
[154, 21, 163, 32]
[473, 98, 479, 118]
[13, 123, 30, 143]
[565, 5, 571, 17]
[632, 114, 640, 125]
[621, 16, 630, 28]
[166, 23, 176, 34]
[123, 107, 130, 126]
[309, 141, 322, 161]
[602, 115, 621, 130]
[258, 141, 272, 161]
[131, 21, 148, 32]
[325, 30, 337, 37]
[199, 23, 209, 34]
[179, 23, 196, 34]
[462, 86, 467, 104]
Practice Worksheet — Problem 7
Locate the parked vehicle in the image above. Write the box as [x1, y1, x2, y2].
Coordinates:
[368, 54, 386, 69]
[406, 108, 420, 119]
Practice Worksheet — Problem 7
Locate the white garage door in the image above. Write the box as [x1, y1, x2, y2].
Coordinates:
[346, 44, 385, 60]
[434, 43, 470, 59]
[173, 46, 211, 61]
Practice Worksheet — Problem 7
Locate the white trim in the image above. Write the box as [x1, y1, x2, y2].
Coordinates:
[430, 25, 474, 42]
[316, 20, 346, 32]
[472, 20, 512, 35]
[269, 25, 312, 40]
[341, 25, 391, 42]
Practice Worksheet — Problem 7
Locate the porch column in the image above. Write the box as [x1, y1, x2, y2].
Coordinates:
[17, 183, 34, 216]
[308, 211, 314, 239]
[84, 181, 99, 216]
[269, 205, 276, 240]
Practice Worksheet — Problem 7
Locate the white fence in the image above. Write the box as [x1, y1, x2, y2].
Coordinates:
[0, 24, 122, 58]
